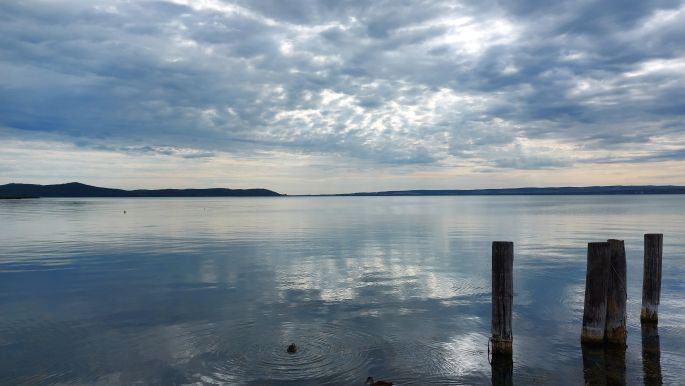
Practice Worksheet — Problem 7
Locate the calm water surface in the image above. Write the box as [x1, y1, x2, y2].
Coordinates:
[1, 196, 684, 385]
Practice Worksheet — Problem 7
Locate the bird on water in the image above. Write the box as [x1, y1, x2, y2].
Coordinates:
[366, 376, 393, 386]
[287, 343, 297, 353]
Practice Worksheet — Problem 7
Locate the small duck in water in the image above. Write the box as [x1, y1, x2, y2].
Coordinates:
[286, 343, 297, 354]
[366, 376, 393, 386]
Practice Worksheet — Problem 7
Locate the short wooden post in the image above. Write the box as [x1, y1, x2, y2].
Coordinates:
[605, 239, 627, 344]
[641, 234, 663, 322]
[491, 241, 513, 354]
[581, 242, 611, 343]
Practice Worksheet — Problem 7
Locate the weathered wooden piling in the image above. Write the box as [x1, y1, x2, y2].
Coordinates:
[491, 241, 513, 354]
[605, 239, 627, 345]
[641, 234, 663, 323]
[581, 242, 611, 344]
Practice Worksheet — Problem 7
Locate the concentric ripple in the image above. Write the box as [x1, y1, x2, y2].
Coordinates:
[197, 321, 379, 384]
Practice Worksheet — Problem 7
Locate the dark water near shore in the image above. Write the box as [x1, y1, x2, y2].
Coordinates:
[1, 196, 684, 385]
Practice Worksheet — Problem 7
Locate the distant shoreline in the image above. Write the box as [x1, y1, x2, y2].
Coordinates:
[307, 185, 685, 196]
[0, 182, 282, 198]
[3, 182, 685, 198]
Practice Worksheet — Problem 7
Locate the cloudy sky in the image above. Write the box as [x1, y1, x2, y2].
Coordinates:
[1, 0, 684, 194]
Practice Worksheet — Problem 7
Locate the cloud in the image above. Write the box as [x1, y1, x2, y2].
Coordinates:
[118, 145, 216, 159]
[1, 0, 685, 190]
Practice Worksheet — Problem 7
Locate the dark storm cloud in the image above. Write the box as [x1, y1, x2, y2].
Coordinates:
[0, 0, 684, 169]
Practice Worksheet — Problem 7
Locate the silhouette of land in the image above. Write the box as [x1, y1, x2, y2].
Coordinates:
[328, 185, 685, 196]
[0, 182, 282, 198]
[3, 182, 685, 198]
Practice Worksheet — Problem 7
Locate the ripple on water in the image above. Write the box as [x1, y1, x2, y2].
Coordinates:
[196, 321, 379, 384]
[450, 277, 488, 299]
[388, 332, 488, 382]
[0, 318, 94, 385]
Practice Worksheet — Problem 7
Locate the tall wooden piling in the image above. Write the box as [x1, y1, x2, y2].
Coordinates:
[605, 239, 627, 345]
[581, 242, 611, 343]
[491, 241, 513, 354]
[641, 234, 663, 322]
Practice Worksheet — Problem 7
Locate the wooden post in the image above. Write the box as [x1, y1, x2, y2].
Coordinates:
[581, 242, 611, 343]
[605, 239, 627, 345]
[641, 234, 663, 322]
[491, 241, 513, 354]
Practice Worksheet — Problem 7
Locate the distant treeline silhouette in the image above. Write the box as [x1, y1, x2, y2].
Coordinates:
[331, 186, 685, 196]
[0, 182, 282, 198]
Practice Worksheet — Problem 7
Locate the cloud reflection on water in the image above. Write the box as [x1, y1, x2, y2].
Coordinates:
[1, 196, 685, 384]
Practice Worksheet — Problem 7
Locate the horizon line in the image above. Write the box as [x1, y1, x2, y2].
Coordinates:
[3, 181, 685, 197]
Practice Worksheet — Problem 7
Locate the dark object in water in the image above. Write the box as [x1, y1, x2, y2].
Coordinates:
[287, 343, 297, 353]
[366, 376, 393, 385]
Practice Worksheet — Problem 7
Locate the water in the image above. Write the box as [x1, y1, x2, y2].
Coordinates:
[0, 196, 684, 385]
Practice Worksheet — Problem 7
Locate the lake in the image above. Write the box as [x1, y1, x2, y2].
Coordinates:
[1, 196, 684, 385]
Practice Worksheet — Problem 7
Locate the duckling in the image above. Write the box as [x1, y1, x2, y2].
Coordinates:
[366, 376, 393, 386]
[286, 343, 297, 354]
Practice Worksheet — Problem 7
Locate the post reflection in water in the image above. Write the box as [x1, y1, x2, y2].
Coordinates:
[491, 352, 513, 386]
[582, 343, 606, 385]
[581, 343, 626, 386]
[641, 323, 663, 386]
[605, 344, 626, 386]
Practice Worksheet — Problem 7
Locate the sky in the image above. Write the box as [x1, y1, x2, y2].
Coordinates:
[1, 0, 685, 194]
